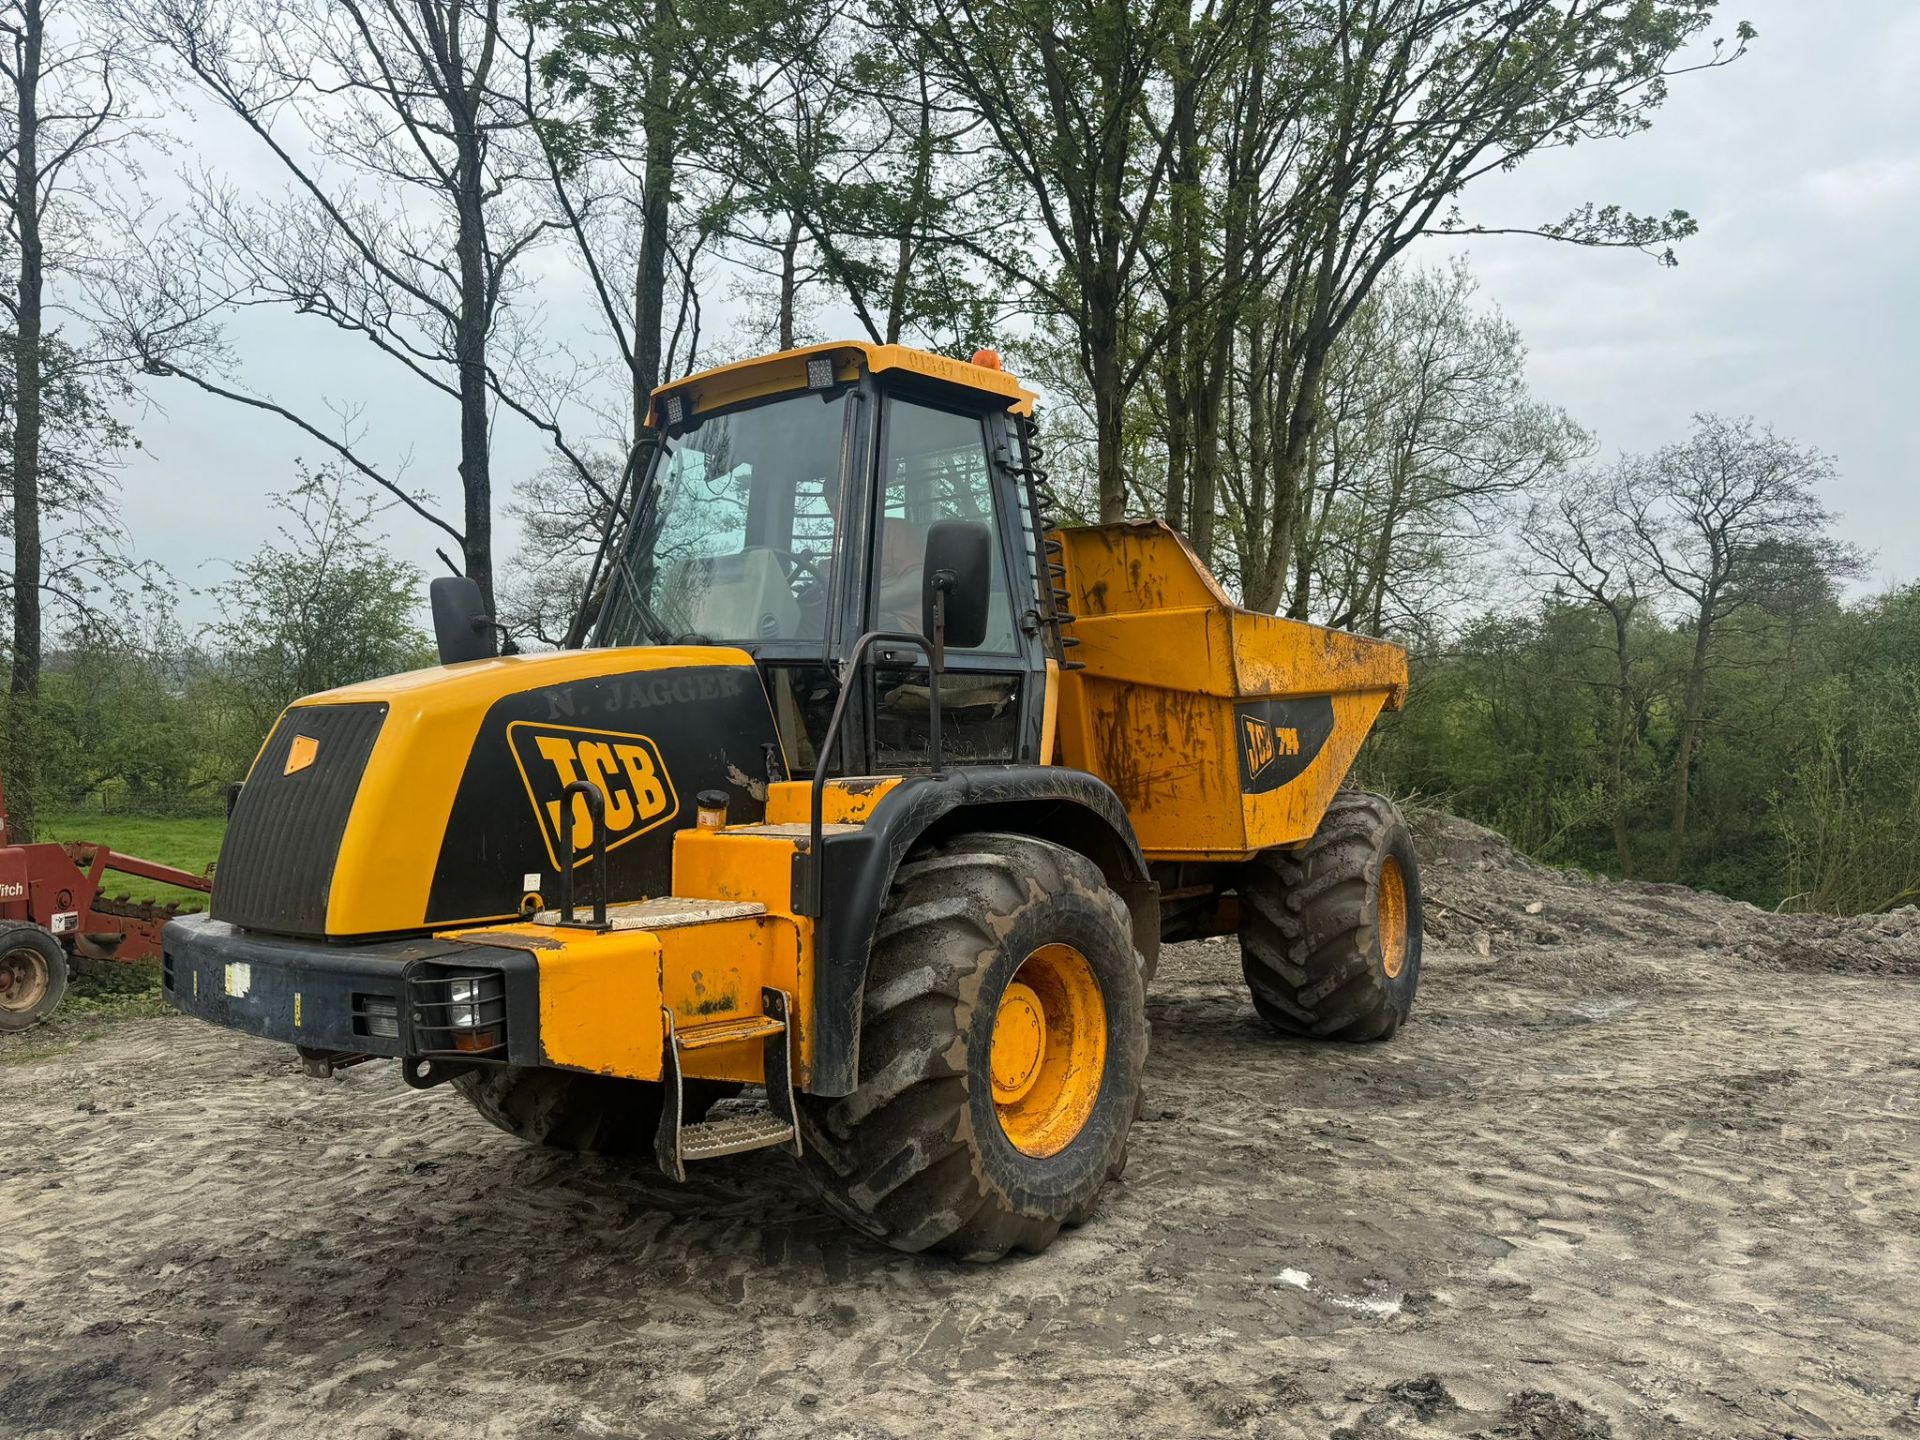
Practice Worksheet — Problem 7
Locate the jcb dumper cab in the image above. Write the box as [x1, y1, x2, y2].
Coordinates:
[162, 342, 1420, 1260]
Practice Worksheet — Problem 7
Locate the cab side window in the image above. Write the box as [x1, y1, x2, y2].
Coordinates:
[869, 399, 1024, 769]
[873, 400, 1018, 652]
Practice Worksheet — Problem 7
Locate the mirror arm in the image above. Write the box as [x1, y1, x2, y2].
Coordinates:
[929, 573, 952, 674]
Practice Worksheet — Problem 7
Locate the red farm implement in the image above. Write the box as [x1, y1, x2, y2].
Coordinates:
[0, 782, 213, 1031]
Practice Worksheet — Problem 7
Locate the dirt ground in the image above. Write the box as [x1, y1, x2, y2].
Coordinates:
[3, 813, 1917, 1439]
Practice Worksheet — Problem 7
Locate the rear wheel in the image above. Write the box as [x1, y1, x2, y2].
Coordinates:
[797, 833, 1147, 1260]
[452, 1066, 733, 1157]
[1239, 790, 1422, 1041]
[0, 925, 67, 1033]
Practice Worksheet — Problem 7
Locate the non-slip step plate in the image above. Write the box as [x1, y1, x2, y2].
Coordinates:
[715, 823, 859, 840]
[674, 1014, 787, 1052]
[679, 1110, 795, 1161]
[530, 897, 765, 931]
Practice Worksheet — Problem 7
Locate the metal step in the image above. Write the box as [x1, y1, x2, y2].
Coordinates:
[678, 1109, 796, 1162]
[529, 896, 765, 931]
[656, 986, 802, 1181]
[673, 1013, 787, 1052]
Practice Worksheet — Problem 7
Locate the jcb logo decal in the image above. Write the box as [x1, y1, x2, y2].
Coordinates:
[1240, 715, 1300, 780]
[1235, 696, 1337, 796]
[507, 722, 680, 869]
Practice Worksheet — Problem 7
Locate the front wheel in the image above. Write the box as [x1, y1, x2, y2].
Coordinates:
[0, 925, 67, 1033]
[1238, 790, 1423, 1041]
[798, 834, 1147, 1260]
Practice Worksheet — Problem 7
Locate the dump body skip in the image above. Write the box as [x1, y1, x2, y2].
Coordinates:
[1052, 521, 1407, 861]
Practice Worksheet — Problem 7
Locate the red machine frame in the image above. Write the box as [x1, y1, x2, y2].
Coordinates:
[0, 781, 212, 966]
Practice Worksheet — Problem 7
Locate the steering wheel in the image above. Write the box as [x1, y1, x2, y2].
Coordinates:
[766, 548, 823, 585]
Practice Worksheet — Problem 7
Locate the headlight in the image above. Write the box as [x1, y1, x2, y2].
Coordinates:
[448, 977, 481, 1029]
[361, 997, 400, 1039]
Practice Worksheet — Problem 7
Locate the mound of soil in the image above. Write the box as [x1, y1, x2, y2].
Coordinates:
[1408, 808, 1920, 977]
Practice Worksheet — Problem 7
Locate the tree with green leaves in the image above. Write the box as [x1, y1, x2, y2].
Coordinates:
[206, 467, 434, 740]
[896, 0, 1201, 522]
[1269, 261, 1585, 632]
[527, 0, 770, 440]
[1227, 0, 1750, 612]
[1521, 462, 1657, 876]
[1, 0, 154, 840]
[706, 2, 996, 352]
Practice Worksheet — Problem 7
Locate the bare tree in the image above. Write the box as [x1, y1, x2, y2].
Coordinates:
[126, 0, 569, 612]
[496, 448, 622, 646]
[1521, 463, 1656, 875]
[1627, 414, 1861, 878]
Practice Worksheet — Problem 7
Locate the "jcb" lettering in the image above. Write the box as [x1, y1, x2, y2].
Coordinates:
[531, 734, 672, 850]
[1241, 717, 1302, 779]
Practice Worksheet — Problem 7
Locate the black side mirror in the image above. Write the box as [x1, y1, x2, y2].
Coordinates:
[922, 520, 993, 661]
[430, 575, 498, 665]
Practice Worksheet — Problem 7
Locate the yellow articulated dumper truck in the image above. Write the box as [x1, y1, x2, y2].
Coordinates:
[163, 343, 1419, 1260]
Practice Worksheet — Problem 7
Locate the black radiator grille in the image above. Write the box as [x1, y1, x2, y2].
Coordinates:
[211, 702, 388, 936]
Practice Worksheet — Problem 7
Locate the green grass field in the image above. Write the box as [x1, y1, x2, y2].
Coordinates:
[38, 811, 226, 906]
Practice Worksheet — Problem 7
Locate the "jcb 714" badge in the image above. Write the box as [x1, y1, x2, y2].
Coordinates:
[506, 721, 680, 869]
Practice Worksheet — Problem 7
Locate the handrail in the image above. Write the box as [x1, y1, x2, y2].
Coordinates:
[556, 779, 610, 929]
[803, 629, 943, 916]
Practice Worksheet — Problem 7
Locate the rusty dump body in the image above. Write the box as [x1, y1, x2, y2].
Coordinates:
[1052, 520, 1408, 862]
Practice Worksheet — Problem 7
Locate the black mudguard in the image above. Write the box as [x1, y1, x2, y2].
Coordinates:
[808, 765, 1156, 1097]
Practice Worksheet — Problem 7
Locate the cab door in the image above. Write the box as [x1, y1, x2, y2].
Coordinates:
[862, 392, 1046, 771]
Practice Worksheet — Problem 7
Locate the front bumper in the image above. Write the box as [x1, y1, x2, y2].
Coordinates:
[160, 914, 541, 1065]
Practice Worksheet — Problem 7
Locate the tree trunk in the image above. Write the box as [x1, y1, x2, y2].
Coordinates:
[1161, 343, 1188, 535]
[8, 1, 44, 844]
[1087, 286, 1126, 520]
[1667, 601, 1715, 878]
[1609, 606, 1636, 878]
[1188, 323, 1228, 570]
[1186, 146, 1245, 574]
[631, 40, 675, 445]
[1256, 334, 1330, 615]
[1162, 49, 1198, 539]
[1092, 360, 1125, 521]
[452, 94, 493, 613]
[777, 211, 802, 350]
[1237, 323, 1271, 605]
[884, 77, 934, 346]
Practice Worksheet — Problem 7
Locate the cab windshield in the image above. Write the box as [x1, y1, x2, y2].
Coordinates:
[599, 390, 848, 647]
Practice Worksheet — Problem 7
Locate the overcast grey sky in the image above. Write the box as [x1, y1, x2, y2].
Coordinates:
[112, 0, 1920, 622]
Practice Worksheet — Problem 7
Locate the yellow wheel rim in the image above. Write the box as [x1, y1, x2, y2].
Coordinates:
[1379, 855, 1409, 980]
[989, 943, 1107, 1158]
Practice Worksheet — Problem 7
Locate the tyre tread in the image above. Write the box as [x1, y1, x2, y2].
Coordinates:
[1238, 790, 1419, 1043]
[797, 832, 1144, 1260]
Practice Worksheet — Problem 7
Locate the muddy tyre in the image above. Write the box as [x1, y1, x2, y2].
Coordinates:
[1239, 790, 1422, 1041]
[797, 834, 1147, 1261]
[0, 925, 67, 1033]
[452, 1066, 732, 1157]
